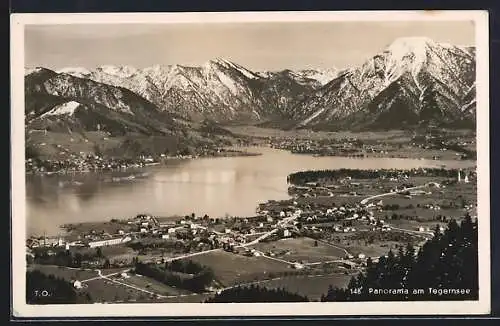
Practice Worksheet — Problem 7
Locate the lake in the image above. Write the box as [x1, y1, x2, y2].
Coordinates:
[25, 147, 476, 236]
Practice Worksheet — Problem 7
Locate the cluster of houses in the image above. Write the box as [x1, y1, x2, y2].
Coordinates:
[25, 151, 158, 174]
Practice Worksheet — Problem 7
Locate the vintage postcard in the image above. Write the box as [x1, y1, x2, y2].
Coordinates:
[11, 11, 490, 317]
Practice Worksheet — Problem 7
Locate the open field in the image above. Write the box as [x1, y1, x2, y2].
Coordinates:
[28, 264, 98, 282]
[110, 273, 192, 296]
[82, 278, 159, 303]
[383, 218, 448, 232]
[259, 274, 351, 301]
[26, 131, 124, 160]
[341, 241, 402, 258]
[189, 250, 291, 287]
[324, 230, 421, 258]
[252, 237, 347, 263]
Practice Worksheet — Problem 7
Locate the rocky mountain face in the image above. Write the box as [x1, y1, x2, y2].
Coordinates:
[290, 37, 476, 130]
[26, 37, 476, 136]
[24, 68, 233, 159]
[25, 67, 188, 136]
[52, 59, 333, 122]
[54, 59, 335, 123]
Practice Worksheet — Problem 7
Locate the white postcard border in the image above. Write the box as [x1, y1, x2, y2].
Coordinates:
[11, 10, 491, 317]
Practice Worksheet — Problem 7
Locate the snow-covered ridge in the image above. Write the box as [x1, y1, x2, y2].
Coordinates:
[97, 65, 139, 77]
[292, 36, 476, 129]
[298, 68, 339, 86]
[40, 101, 81, 117]
[205, 58, 260, 80]
[25, 67, 46, 75]
[56, 67, 92, 78]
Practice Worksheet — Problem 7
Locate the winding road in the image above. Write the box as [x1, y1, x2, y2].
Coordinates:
[359, 184, 431, 205]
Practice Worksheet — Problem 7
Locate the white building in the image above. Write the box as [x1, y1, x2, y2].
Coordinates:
[358, 253, 366, 259]
[283, 229, 291, 237]
[88, 236, 132, 248]
[162, 234, 170, 240]
[293, 263, 304, 269]
[73, 280, 82, 289]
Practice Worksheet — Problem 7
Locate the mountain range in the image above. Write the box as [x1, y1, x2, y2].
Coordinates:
[24, 36, 476, 158]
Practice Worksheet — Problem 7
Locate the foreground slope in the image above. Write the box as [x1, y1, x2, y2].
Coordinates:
[25, 68, 232, 159]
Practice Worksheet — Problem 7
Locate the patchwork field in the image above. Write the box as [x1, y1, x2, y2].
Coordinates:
[189, 250, 291, 287]
[82, 278, 156, 303]
[110, 273, 192, 297]
[252, 237, 347, 263]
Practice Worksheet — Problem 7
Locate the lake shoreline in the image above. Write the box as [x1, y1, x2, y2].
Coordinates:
[26, 146, 477, 237]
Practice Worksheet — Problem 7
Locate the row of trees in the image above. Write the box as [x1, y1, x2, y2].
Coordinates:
[205, 284, 309, 303]
[134, 261, 214, 293]
[164, 259, 206, 275]
[32, 248, 109, 269]
[287, 168, 461, 185]
[322, 214, 478, 301]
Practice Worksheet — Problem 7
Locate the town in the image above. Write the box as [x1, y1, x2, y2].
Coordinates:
[26, 166, 477, 303]
[268, 129, 475, 161]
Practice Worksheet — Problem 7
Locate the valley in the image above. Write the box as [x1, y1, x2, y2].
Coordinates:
[24, 37, 476, 168]
[24, 35, 479, 305]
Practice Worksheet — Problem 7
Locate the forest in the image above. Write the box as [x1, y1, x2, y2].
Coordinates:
[205, 284, 309, 303]
[26, 270, 92, 304]
[134, 259, 215, 293]
[321, 214, 478, 301]
[287, 168, 468, 185]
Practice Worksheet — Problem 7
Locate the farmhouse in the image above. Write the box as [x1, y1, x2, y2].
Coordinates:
[341, 261, 358, 269]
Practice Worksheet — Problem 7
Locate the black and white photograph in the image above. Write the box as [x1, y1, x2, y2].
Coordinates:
[11, 11, 490, 317]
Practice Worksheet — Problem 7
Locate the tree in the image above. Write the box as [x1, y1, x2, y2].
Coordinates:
[95, 247, 103, 258]
[26, 270, 86, 304]
[322, 214, 478, 302]
[314, 240, 318, 247]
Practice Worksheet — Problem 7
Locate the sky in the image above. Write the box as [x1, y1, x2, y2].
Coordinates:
[24, 20, 475, 72]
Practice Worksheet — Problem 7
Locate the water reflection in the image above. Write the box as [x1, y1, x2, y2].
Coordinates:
[25, 147, 476, 236]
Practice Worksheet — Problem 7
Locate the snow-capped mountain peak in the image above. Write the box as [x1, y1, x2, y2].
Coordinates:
[296, 68, 339, 86]
[204, 58, 260, 80]
[381, 36, 439, 87]
[386, 36, 435, 52]
[291, 37, 476, 130]
[25, 67, 47, 76]
[97, 65, 138, 77]
[56, 67, 92, 78]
